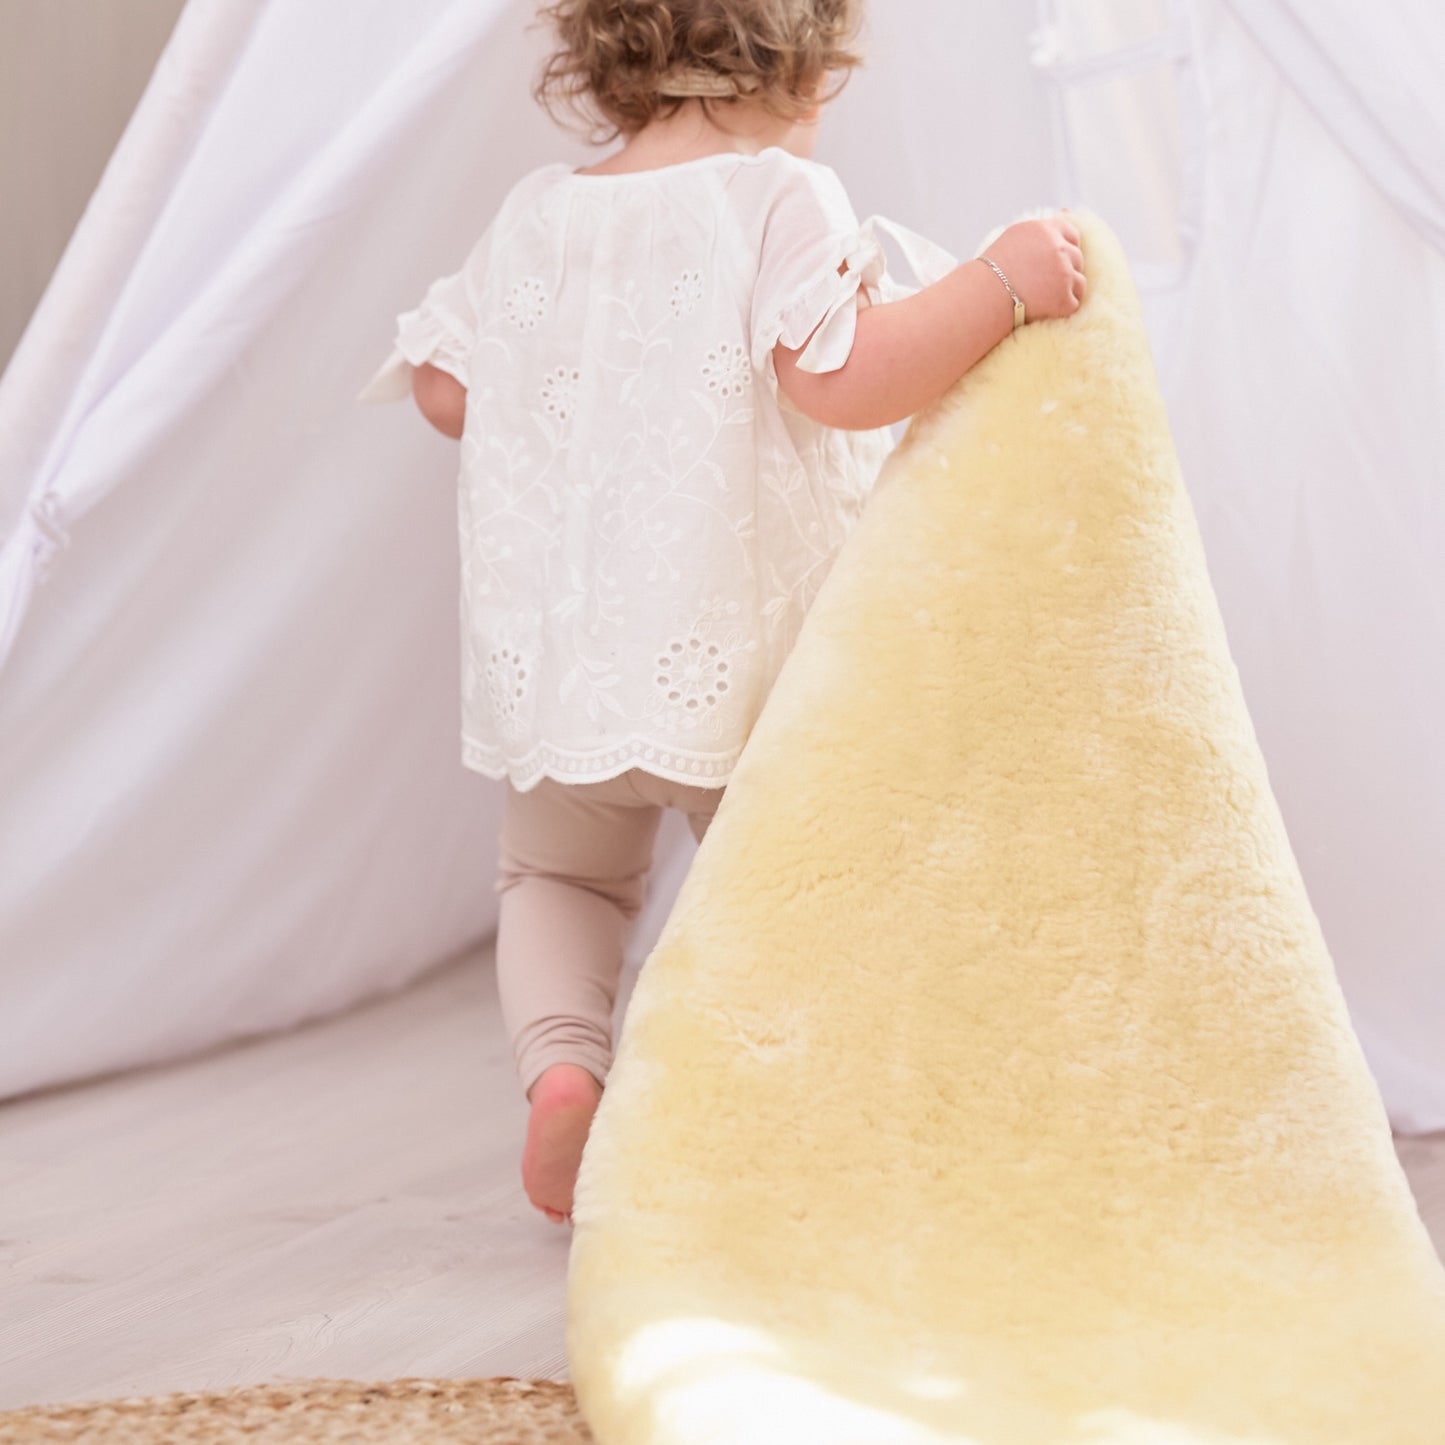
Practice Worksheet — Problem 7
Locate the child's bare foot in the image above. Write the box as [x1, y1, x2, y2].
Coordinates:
[522, 1063, 603, 1224]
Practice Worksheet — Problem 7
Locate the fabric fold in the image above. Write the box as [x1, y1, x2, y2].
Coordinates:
[758, 213, 960, 380]
[356, 272, 476, 402]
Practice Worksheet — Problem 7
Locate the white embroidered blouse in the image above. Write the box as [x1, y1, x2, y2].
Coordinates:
[358, 146, 957, 792]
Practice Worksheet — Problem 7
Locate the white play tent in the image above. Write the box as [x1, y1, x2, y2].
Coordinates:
[0, 0, 1440, 1130]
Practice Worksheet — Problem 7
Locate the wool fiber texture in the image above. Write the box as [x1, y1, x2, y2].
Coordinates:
[565, 210, 1445, 1445]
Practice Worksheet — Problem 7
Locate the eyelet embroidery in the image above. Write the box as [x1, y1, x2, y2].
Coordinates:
[700, 341, 751, 398]
[485, 642, 531, 737]
[641, 597, 756, 739]
[461, 732, 739, 787]
[504, 277, 549, 331]
[656, 637, 729, 710]
[669, 269, 705, 319]
[540, 365, 580, 424]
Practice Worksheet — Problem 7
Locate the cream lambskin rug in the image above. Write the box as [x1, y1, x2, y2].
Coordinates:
[565, 210, 1445, 1443]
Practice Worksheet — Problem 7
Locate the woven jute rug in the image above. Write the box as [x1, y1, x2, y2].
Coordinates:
[0, 1376, 592, 1444]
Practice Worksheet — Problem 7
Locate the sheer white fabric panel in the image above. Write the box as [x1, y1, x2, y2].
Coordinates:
[1218, 0, 1445, 254]
[0, 0, 575, 1098]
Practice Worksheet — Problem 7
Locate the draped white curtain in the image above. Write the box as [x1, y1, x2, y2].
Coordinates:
[1219, 0, 1445, 254]
[0, 0, 1439, 1130]
[0, 0, 555, 1098]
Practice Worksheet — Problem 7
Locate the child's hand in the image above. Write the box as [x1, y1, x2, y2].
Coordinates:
[981, 213, 1085, 322]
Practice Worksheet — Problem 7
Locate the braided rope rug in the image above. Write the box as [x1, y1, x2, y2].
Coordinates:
[0, 1377, 592, 1444]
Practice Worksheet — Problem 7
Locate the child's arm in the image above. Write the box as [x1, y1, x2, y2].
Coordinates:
[412, 361, 467, 440]
[775, 214, 1085, 431]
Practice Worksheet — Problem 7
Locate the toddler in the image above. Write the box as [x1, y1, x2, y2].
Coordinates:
[359, 0, 1085, 1225]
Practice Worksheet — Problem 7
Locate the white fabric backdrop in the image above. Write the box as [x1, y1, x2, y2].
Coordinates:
[0, 0, 1439, 1129]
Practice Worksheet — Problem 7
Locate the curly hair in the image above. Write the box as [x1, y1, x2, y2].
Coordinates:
[531, 0, 867, 145]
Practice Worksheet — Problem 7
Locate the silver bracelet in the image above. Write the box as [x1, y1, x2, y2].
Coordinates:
[978, 257, 1025, 329]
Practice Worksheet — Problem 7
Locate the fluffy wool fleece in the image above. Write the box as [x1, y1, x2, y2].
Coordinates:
[565, 209, 1445, 1444]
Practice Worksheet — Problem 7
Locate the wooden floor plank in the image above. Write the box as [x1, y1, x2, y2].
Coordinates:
[0, 946, 571, 1409]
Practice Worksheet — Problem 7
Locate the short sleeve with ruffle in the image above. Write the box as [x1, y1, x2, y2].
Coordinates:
[356, 232, 487, 403]
[748, 160, 960, 403]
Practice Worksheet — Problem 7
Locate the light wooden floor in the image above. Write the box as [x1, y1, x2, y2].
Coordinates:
[2, 943, 1443, 1412]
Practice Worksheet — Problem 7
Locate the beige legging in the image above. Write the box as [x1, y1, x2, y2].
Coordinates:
[493, 767, 727, 1097]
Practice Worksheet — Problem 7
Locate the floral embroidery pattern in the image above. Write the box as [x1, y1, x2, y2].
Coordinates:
[655, 636, 730, 712]
[700, 341, 751, 398]
[484, 641, 531, 735]
[504, 277, 548, 331]
[641, 597, 757, 740]
[669, 268, 704, 318]
[423, 158, 902, 789]
[539, 365, 580, 424]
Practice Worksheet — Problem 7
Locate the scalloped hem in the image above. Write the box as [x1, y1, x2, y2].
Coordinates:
[461, 733, 738, 793]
